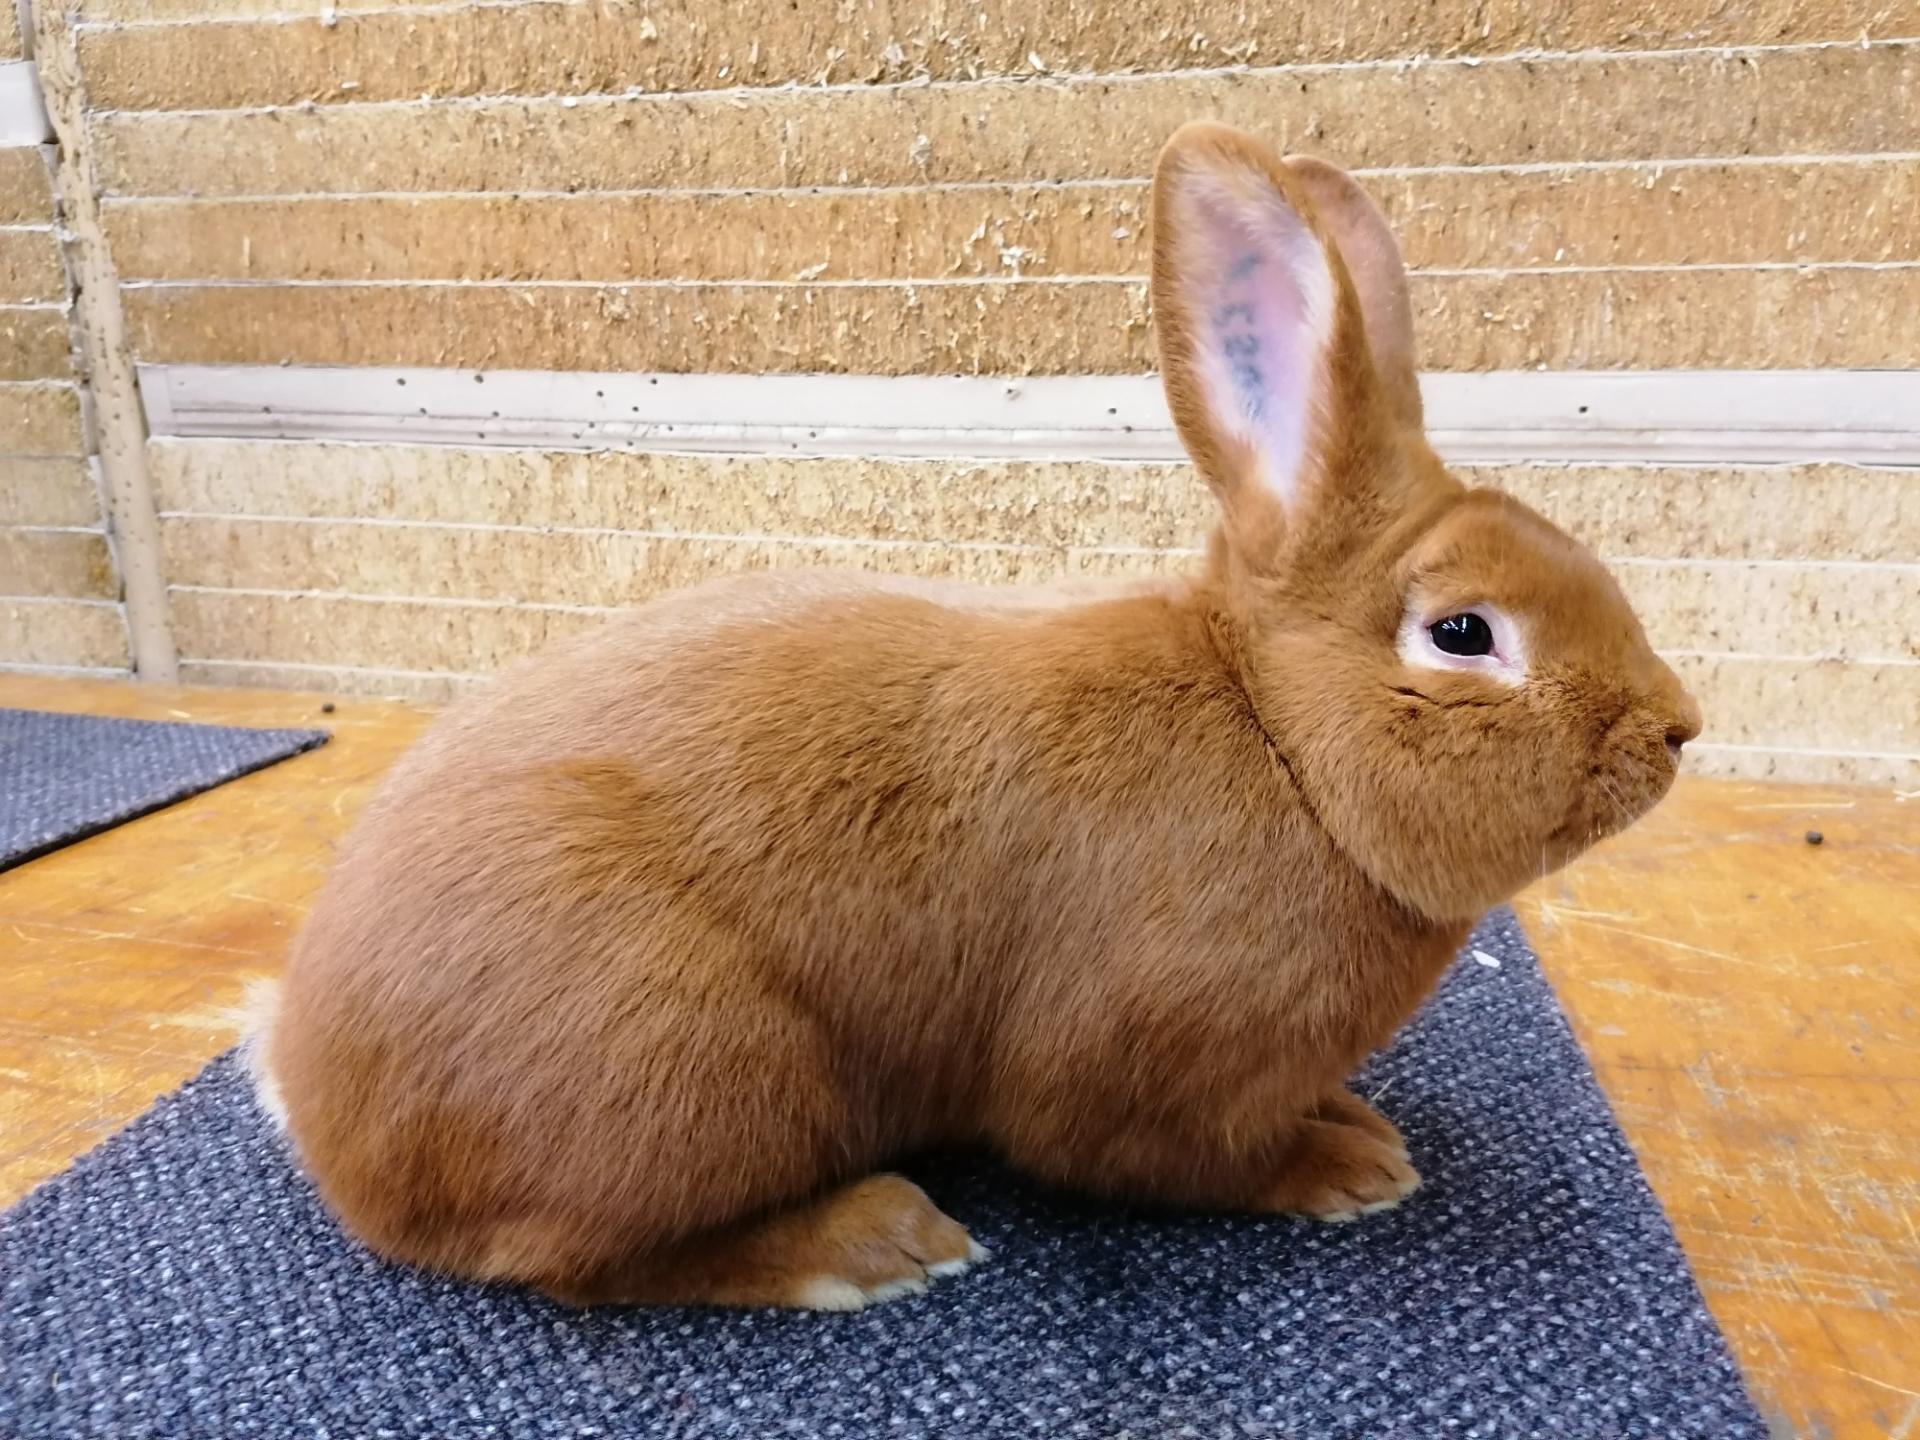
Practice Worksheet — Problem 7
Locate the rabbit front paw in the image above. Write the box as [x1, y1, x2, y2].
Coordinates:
[1311, 1088, 1411, 1162]
[1259, 1112, 1421, 1223]
[785, 1174, 990, 1311]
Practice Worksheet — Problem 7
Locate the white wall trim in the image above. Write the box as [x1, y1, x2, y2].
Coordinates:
[137, 365, 1920, 467]
[0, 61, 50, 146]
[0, 661, 133, 678]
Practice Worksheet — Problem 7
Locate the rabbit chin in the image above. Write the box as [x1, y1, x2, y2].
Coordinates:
[1345, 709, 1684, 925]
[1543, 721, 1683, 870]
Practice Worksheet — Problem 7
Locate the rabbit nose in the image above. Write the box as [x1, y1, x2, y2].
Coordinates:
[1665, 692, 1704, 756]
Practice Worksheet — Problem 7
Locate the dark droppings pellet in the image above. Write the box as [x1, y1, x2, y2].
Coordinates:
[1806, 829, 1824, 846]
[320, 702, 336, 714]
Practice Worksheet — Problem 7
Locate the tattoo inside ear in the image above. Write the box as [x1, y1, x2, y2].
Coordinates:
[1214, 253, 1267, 421]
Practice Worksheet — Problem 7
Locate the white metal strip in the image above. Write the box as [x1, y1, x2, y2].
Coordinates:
[0, 62, 50, 147]
[136, 365, 1920, 467]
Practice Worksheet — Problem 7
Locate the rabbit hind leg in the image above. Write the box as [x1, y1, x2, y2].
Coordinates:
[527, 1173, 988, 1310]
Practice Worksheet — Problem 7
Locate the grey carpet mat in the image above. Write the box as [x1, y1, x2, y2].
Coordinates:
[0, 913, 1765, 1439]
[0, 707, 329, 872]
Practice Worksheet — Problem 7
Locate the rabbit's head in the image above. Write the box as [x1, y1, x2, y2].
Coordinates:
[1151, 122, 1702, 923]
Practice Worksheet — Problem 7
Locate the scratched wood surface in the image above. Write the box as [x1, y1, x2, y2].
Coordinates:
[1514, 772, 1920, 1439]
[1, 674, 1915, 1436]
[0, 677, 433, 1204]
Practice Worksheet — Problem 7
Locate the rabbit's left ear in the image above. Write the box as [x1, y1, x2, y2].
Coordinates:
[1151, 123, 1425, 558]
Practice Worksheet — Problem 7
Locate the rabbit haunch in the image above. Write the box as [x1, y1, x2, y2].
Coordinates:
[257, 123, 1701, 1312]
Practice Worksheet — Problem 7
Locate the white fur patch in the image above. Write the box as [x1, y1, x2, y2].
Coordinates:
[792, 1237, 990, 1310]
[927, 1238, 992, 1278]
[861, 1276, 931, 1304]
[239, 977, 289, 1133]
[793, 1277, 872, 1312]
[1310, 1191, 1413, 1225]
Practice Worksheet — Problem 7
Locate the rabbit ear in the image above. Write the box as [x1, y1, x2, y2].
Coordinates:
[1281, 156, 1422, 430]
[1151, 123, 1407, 558]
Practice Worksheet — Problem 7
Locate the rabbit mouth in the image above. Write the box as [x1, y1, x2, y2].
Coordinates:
[1528, 708, 1674, 861]
[1567, 727, 1678, 848]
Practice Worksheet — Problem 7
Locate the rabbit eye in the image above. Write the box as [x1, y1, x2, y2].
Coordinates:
[1401, 600, 1525, 686]
[1429, 613, 1494, 657]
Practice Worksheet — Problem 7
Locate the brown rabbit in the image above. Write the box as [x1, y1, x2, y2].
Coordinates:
[257, 121, 1702, 1311]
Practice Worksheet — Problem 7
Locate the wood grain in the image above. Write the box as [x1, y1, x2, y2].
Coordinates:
[1515, 776, 1920, 1439]
[1, 674, 1914, 1435]
[0, 676, 431, 1200]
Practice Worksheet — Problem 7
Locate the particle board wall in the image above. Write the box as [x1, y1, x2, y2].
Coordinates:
[148, 441, 1920, 786]
[0, 135, 130, 678]
[69, 6, 1920, 374]
[7, 1, 1920, 783]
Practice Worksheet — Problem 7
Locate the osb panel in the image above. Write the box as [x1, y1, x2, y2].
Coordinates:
[0, 310, 74, 381]
[1671, 655, 1920, 755]
[151, 445, 1214, 550]
[1615, 561, 1919, 664]
[166, 656, 1920, 772]
[0, 229, 67, 305]
[1687, 742, 1916, 787]
[0, 527, 118, 599]
[74, 0, 1918, 110]
[161, 521, 1078, 609]
[117, 266, 1920, 372]
[1372, 160, 1920, 271]
[1064, 545, 1917, 665]
[0, 599, 129, 668]
[94, 44, 1920, 196]
[0, 0, 21, 63]
[175, 658, 477, 701]
[1410, 267, 1920, 371]
[168, 587, 610, 672]
[163, 586, 1915, 772]
[0, 458, 98, 527]
[1470, 464, 1920, 565]
[103, 159, 1920, 284]
[123, 281, 1155, 373]
[164, 513, 1912, 664]
[0, 383, 84, 454]
[0, 149, 53, 227]
[150, 444, 1919, 566]
[121, 677, 1920, 790]
[78, 0, 433, 17]
[108, 188, 1156, 284]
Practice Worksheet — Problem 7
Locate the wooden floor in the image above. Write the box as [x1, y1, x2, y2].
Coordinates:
[2, 674, 1915, 1436]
